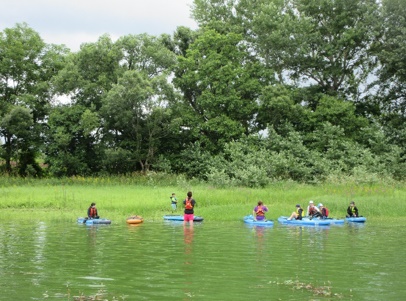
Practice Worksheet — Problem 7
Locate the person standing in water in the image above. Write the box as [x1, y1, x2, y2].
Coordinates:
[183, 191, 196, 227]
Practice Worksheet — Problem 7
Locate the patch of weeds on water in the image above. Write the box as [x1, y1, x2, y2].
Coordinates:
[47, 286, 128, 301]
[269, 279, 345, 298]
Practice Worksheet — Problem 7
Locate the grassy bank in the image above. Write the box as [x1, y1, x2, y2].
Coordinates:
[1, 176, 405, 222]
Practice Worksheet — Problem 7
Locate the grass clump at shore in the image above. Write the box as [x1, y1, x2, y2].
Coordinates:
[0, 176, 405, 222]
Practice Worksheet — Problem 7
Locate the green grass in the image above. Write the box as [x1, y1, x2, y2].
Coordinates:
[1, 177, 405, 222]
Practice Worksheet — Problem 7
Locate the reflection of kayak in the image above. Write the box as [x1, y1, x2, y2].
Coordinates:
[77, 218, 111, 225]
[277, 216, 344, 226]
[346, 217, 366, 223]
[126, 216, 144, 224]
[243, 215, 274, 226]
[163, 215, 204, 222]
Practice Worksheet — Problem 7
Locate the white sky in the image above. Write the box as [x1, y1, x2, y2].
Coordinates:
[0, 0, 197, 51]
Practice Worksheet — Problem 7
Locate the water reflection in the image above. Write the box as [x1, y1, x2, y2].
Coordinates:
[183, 226, 194, 300]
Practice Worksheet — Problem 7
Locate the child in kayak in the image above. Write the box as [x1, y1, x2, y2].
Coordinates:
[287, 204, 303, 220]
[346, 201, 359, 217]
[253, 201, 268, 221]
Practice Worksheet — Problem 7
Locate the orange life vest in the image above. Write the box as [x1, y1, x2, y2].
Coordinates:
[255, 205, 265, 216]
[185, 199, 193, 210]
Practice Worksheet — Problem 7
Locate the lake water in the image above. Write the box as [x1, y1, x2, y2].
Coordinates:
[0, 219, 404, 300]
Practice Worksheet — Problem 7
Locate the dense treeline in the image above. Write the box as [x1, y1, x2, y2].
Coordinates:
[1, 0, 405, 186]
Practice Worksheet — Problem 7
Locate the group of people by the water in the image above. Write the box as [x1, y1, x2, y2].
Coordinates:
[86, 192, 359, 224]
[168, 191, 196, 226]
[252, 200, 360, 221]
[84, 191, 197, 226]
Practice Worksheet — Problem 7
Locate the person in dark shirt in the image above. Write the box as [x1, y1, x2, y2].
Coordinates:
[347, 201, 359, 217]
[183, 191, 196, 226]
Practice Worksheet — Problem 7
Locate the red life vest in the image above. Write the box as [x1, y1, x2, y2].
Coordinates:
[256, 205, 265, 216]
[309, 206, 318, 215]
[89, 207, 97, 217]
[185, 199, 193, 210]
[323, 207, 329, 217]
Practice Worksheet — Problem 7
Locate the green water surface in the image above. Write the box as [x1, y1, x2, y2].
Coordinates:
[0, 219, 403, 300]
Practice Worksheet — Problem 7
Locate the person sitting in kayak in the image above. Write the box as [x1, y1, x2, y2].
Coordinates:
[87, 202, 99, 219]
[253, 201, 268, 221]
[346, 201, 359, 217]
[183, 191, 196, 226]
[318, 203, 329, 219]
[306, 200, 322, 219]
[287, 204, 303, 220]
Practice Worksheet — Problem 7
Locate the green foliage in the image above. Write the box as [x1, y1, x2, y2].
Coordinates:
[174, 28, 268, 152]
[1, 7, 405, 185]
[0, 177, 405, 221]
[46, 104, 102, 176]
[0, 23, 67, 176]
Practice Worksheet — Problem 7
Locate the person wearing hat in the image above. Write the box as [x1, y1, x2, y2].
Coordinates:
[346, 201, 359, 217]
[306, 200, 321, 218]
[87, 202, 99, 219]
[287, 204, 303, 220]
[318, 203, 329, 219]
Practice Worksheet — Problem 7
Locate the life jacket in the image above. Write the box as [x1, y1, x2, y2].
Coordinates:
[89, 207, 97, 217]
[296, 207, 303, 220]
[309, 206, 318, 215]
[350, 206, 357, 216]
[185, 199, 193, 210]
[323, 207, 329, 217]
[255, 205, 265, 216]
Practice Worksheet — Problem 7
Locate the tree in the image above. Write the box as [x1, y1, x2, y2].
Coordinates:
[0, 107, 37, 175]
[252, 0, 380, 99]
[378, 0, 406, 113]
[116, 33, 177, 76]
[193, 0, 380, 97]
[53, 34, 122, 110]
[0, 23, 68, 175]
[174, 29, 269, 152]
[46, 104, 102, 176]
[101, 71, 174, 173]
[375, 0, 406, 152]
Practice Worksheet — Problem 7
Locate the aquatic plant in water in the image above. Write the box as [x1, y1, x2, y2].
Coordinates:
[270, 279, 345, 298]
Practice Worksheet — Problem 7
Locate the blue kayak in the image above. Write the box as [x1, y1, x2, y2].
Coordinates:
[243, 215, 274, 226]
[277, 216, 344, 226]
[163, 215, 204, 222]
[77, 218, 111, 225]
[346, 217, 366, 223]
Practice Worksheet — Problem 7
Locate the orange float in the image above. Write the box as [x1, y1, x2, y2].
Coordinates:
[126, 215, 143, 224]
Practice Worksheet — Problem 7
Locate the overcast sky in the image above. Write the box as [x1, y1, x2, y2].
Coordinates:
[0, 0, 197, 51]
